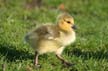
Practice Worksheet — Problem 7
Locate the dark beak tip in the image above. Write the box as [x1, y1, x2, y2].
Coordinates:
[72, 25, 77, 30]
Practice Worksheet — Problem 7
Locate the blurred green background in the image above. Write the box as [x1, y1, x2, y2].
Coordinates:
[0, 0, 108, 71]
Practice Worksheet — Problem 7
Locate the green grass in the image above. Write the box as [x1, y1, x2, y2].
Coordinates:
[0, 0, 108, 71]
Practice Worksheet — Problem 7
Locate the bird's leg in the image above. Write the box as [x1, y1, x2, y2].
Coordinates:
[56, 54, 74, 67]
[34, 51, 40, 67]
[55, 47, 74, 66]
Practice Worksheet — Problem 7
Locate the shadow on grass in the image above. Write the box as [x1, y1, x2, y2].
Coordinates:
[68, 48, 108, 60]
[1, 43, 108, 62]
[0, 43, 33, 62]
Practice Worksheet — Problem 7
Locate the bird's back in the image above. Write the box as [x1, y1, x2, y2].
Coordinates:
[35, 25, 60, 39]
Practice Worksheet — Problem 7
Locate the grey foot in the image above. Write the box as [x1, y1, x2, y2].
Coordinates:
[63, 62, 75, 67]
[34, 64, 41, 68]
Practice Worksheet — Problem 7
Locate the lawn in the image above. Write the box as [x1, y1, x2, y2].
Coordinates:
[0, 0, 108, 71]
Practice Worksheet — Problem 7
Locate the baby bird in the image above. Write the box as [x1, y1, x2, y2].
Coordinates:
[24, 13, 76, 67]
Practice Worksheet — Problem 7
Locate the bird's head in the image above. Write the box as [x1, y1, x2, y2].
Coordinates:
[57, 13, 76, 32]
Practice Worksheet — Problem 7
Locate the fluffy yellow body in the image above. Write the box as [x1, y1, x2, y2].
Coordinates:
[24, 13, 76, 66]
[25, 24, 75, 55]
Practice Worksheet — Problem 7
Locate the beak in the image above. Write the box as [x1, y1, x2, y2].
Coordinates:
[72, 24, 77, 30]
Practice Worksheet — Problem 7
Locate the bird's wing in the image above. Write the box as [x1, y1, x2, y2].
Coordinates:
[35, 25, 60, 39]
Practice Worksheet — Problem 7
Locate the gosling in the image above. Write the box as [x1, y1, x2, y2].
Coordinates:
[24, 13, 77, 67]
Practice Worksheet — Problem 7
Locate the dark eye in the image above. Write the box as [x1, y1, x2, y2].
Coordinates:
[66, 21, 71, 24]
